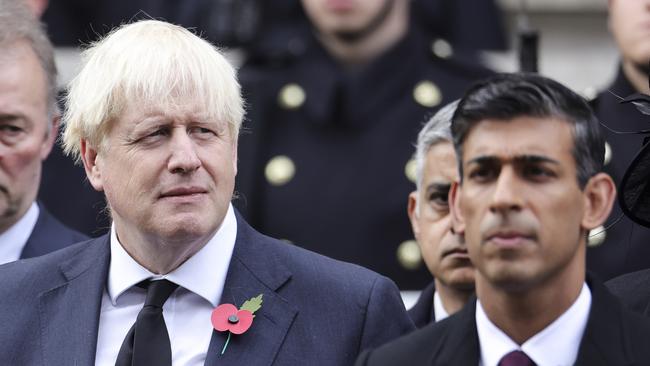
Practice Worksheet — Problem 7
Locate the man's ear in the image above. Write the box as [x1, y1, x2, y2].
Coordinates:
[581, 172, 616, 230]
[40, 115, 59, 160]
[449, 181, 466, 235]
[80, 139, 104, 192]
[407, 191, 420, 239]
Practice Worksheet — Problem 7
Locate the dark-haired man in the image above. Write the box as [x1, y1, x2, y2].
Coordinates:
[357, 73, 650, 365]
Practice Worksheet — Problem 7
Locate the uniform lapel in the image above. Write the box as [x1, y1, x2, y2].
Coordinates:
[204, 215, 297, 366]
[38, 236, 110, 365]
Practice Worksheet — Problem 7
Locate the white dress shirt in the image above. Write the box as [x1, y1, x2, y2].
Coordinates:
[476, 283, 591, 366]
[433, 290, 450, 322]
[95, 204, 237, 366]
[0, 202, 39, 265]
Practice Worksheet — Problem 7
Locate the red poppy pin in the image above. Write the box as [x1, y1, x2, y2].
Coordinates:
[211, 294, 263, 355]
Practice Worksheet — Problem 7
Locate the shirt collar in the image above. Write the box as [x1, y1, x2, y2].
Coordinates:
[107, 204, 238, 307]
[433, 290, 450, 322]
[0, 202, 39, 265]
[476, 282, 592, 366]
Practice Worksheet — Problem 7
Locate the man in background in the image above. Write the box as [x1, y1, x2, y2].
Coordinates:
[406, 100, 474, 327]
[237, 0, 493, 290]
[0, 0, 86, 264]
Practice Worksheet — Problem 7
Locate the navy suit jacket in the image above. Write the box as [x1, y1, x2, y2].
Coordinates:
[19, 203, 88, 259]
[357, 276, 650, 366]
[0, 212, 414, 365]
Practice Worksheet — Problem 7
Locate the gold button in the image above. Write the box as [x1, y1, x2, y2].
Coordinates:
[588, 225, 606, 247]
[278, 83, 306, 109]
[265, 155, 295, 186]
[413, 81, 442, 108]
[582, 86, 598, 101]
[604, 141, 612, 166]
[404, 158, 417, 183]
[431, 38, 453, 59]
[397, 240, 422, 270]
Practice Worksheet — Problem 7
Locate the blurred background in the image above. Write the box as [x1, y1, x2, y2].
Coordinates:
[46, 0, 616, 96]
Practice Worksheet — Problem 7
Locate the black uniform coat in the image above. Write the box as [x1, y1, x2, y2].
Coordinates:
[356, 276, 650, 366]
[588, 66, 650, 280]
[236, 23, 491, 290]
[407, 281, 436, 328]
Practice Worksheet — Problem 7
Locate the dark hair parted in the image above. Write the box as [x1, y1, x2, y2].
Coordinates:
[451, 72, 604, 188]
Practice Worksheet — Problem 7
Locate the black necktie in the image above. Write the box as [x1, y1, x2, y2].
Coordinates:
[498, 350, 536, 366]
[115, 279, 179, 366]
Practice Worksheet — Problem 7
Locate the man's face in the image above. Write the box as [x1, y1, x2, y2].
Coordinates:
[0, 42, 55, 232]
[408, 141, 474, 290]
[301, 0, 395, 40]
[609, 0, 650, 65]
[451, 117, 588, 291]
[85, 102, 237, 244]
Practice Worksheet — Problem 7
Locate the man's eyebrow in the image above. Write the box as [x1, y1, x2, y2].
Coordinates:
[0, 113, 23, 122]
[426, 182, 452, 193]
[466, 155, 500, 166]
[514, 155, 560, 165]
[466, 154, 560, 165]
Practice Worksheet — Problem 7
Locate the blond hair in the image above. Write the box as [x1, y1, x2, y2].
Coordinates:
[62, 20, 244, 162]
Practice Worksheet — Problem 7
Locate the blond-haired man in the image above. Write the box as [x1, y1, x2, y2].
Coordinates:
[0, 19, 413, 366]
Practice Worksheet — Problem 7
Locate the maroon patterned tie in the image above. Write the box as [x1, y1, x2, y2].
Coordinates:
[498, 350, 536, 366]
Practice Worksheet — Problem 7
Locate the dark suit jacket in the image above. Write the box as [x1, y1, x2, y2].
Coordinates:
[606, 268, 650, 316]
[407, 281, 435, 328]
[0, 212, 414, 365]
[19, 203, 88, 259]
[356, 277, 650, 366]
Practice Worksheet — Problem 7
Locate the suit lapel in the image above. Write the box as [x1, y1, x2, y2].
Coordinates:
[575, 277, 634, 366]
[38, 236, 110, 365]
[434, 299, 480, 365]
[204, 215, 297, 366]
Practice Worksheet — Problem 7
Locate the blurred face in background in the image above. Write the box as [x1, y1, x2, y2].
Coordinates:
[301, 0, 397, 41]
[408, 141, 474, 291]
[609, 0, 650, 66]
[0, 41, 55, 232]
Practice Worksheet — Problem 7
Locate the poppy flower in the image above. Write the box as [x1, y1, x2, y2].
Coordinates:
[211, 294, 263, 355]
[211, 303, 254, 335]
